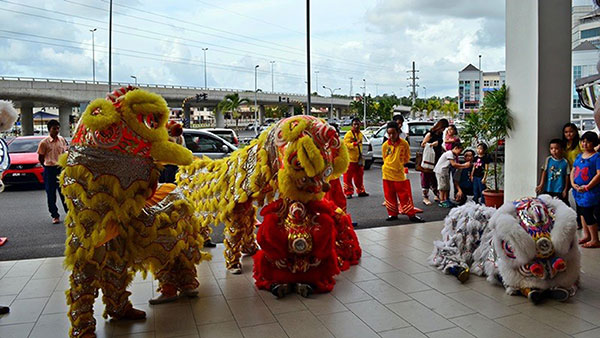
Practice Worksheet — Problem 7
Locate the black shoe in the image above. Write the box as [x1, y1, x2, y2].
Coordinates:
[409, 215, 425, 223]
[270, 283, 292, 299]
[527, 289, 544, 305]
[386, 216, 399, 221]
[204, 239, 217, 248]
[0, 306, 9, 315]
[296, 283, 313, 298]
[547, 288, 570, 302]
[346, 195, 353, 199]
[358, 192, 369, 197]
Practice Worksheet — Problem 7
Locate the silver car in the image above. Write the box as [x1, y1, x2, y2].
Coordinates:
[369, 121, 434, 163]
[339, 131, 374, 170]
[182, 129, 237, 159]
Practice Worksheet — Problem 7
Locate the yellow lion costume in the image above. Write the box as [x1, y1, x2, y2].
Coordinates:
[59, 86, 210, 338]
[177, 115, 360, 276]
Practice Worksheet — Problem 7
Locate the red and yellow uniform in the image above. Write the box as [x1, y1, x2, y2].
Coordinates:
[382, 138, 416, 217]
[343, 130, 366, 196]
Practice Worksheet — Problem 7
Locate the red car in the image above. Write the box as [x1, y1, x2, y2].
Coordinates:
[2, 136, 45, 185]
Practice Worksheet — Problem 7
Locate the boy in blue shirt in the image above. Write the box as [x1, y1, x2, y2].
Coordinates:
[536, 139, 570, 205]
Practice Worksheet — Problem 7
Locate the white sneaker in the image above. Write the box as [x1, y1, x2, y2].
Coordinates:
[423, 198, 432, 205]
[148, 293, 178, 305]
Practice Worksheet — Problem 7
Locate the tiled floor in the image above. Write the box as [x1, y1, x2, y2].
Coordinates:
[1, 221, 600, 338]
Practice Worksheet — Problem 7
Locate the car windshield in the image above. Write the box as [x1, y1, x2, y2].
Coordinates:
[208, 131, 234, 143]
[8, 138, 41, 153]
[409, 124, 432, 136]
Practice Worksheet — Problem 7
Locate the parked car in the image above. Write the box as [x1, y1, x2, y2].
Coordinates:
[245, 123, 257, 131]
[369, 121, 434, 163]
[339, 131, 374, 170]
[182, 129, 237, 159]
[2, 136, 45, 185]
[204, 128, 239, 146]
[362, 126, 382, 139]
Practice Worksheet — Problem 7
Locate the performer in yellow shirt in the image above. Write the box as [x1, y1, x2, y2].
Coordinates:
[382, 121, 424, 222]
[343, 118, 369, 198]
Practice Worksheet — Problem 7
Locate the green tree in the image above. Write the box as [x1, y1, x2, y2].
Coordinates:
[349, 95, 377, 122]
[440, 101, 459, 119]
[375, 95, 400, 121]
[217, 93, 250, 128]
[425, 99, 441, 117]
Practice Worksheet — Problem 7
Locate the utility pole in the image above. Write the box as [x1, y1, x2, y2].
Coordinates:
[315, 70, 319, 95]
[90, 28, 97, 83]
[362, 79, 367, 129]
[108, 0, 113, 92]
[323, 85, 341, 120]
[349, 77, 353, 96]
[478, 54, 482, 109]
[306, 0, 311, 115]
[254, 65, 259, 135]
[406, 61, 419, 106]
[270, 60, 275, 92]
[202, 48, 208, 89]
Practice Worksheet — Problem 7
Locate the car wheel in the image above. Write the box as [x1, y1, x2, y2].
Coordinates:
[364, 160, 373, 170]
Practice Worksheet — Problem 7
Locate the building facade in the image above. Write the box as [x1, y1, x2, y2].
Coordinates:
[458, 65, 505, 112]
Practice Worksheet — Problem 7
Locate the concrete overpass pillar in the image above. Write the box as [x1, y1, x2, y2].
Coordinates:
[336, 107, 342, 120]
[183, 103, 191, 128]
[20, 102, 34, 136]
[59, 105, 72, 137]
[288, 105, 295, 117]
[259, 105, 265, 125]
[215, 108, 225, 128]
[504, 0, 571, 201]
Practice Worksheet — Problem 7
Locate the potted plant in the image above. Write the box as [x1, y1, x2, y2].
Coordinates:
[461, 84, 513, 208]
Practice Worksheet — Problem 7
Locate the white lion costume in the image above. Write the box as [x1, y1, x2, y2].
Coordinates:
[430, 195, 580, 304]
[0, 100, 18, 192]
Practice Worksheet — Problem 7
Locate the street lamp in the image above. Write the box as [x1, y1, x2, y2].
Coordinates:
[349, 77, 353, 96]
[254, 64, 259, 135]
[423, 86, 427, 98]
[362, 79, 367, 129]
[89, 28, 97, 83]
[314, 70, 319, 95]
[322, 85, 341, 120]
[108, 0, 113, 91]
[270, 60, 275, 92]
[202, 48, 208, 89]
[130, 75, 137, 86]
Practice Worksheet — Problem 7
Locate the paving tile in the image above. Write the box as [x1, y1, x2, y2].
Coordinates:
[377, 271, 431, 293]
[217, 277, 258, 299]
[494, 314, 570, 338]
[330, 278, 372, 304]
[276, 310, 333, 338]
[111, 304, 155, 336]
[0, 297, 47, 325]
[380, 256, 432, 274]
[29, 312, 112, 338]
[0, 261, 17, 279]
[0, 277, 30, 296]
[128, 282, 154, 306]
[190, 294, 233, 325]
[447, 290, 517, 319]
[17, 278, 60, 299]
[195, 277, 222, 298]
[3, 260, 43, 278]
[115, 332, 155, 338]
[574, 327, 600, 338]
[227, 296, 275, 328]
[340, 265, 378, 283]
[354, 279, 411, 304]
[386, 300, 454, 333]
[346, 299, 409, 332]
[511, 302, 597, 335]
[358, 257, 398, 274]
[411, 271, 470, 293]
[553, 300, 600, 324]
[318, 311, 379, 338]
[378, 327, 427, 338]
[197, 321, 243, 338]
[466, 280, 528, 306]
[426, 327, 475, 338]
[240, 322, 287, 338]
[42, 291, 68, 314]
[299, 293, 347, 316]
[31, 263, 65, 280]
[257, 290, 307, 315]
[359, 244, 399, 259]
[0, 294, 16, 307]
[450, 313, 520, 338]
[410, 289, 476, 319]
[154, 302, 198, 337]
[0, 323, 35, 338]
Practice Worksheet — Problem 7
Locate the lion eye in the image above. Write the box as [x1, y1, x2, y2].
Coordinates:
[502, 240, 516, 259]
[138, 113, 159, 129]
[289, 153, 302, 170]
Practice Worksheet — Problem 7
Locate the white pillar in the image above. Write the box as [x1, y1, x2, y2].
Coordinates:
[59, 105, 72, 137]
[504, 0, 571, 201]
[288, 105, 295, 117]
[20, 102, 34, 136]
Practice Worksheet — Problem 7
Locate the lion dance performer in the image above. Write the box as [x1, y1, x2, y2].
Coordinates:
[177, 116, 361, 278]
[430, 195, 580, 304]
[0, 100, 18, 315]
[59, 86, 210, 337]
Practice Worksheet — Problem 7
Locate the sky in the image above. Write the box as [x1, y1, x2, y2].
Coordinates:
[0, 0, 588, 98]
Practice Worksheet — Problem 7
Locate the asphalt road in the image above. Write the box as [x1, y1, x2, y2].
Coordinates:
[0, 164, 451, 261]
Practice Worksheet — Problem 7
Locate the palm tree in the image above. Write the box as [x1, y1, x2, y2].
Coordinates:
[440, 102, 459, 119]
[217, 93, 250, 128]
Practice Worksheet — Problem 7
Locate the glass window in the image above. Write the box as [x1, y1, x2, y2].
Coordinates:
[8, 138, 42, 153]
[183, 133, 224, 153]
[483, 80, 490, 87]
[573, 65, 582, 80]
[409, 124, 432, 136]
[493, 80, 499, 86]
[374, 127, 386, 138]
[582, 27, 600, 39]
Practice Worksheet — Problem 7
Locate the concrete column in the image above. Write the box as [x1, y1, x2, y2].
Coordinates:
[58, 105, 72, 137]
[215, 109, 225, 128]
[504, 0, 571, 201]
[288, 105, 295, 117]
[337, 107, 342, 120]
[20, 102, 34, 136]
[259, 105, 266, 125]
[183, 103, 191, 128]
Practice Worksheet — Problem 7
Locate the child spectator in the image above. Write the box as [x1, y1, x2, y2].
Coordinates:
[381, 121, 424, 223]
[563, 122, 581, 169]
[471, 143, 491, 204]
[454, 149, 475, 205]
[444, 125, 460, 151]
[571, 131, 600, 248]
[433, 142, 470, 208]
[535, 139, 570, 205]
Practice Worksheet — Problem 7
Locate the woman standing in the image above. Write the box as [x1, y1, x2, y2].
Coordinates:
[420, 119, 449, 205]
[563, 122, 581, 169]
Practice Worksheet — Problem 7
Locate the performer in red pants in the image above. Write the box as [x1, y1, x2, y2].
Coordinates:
[343, 118, 368, 198]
